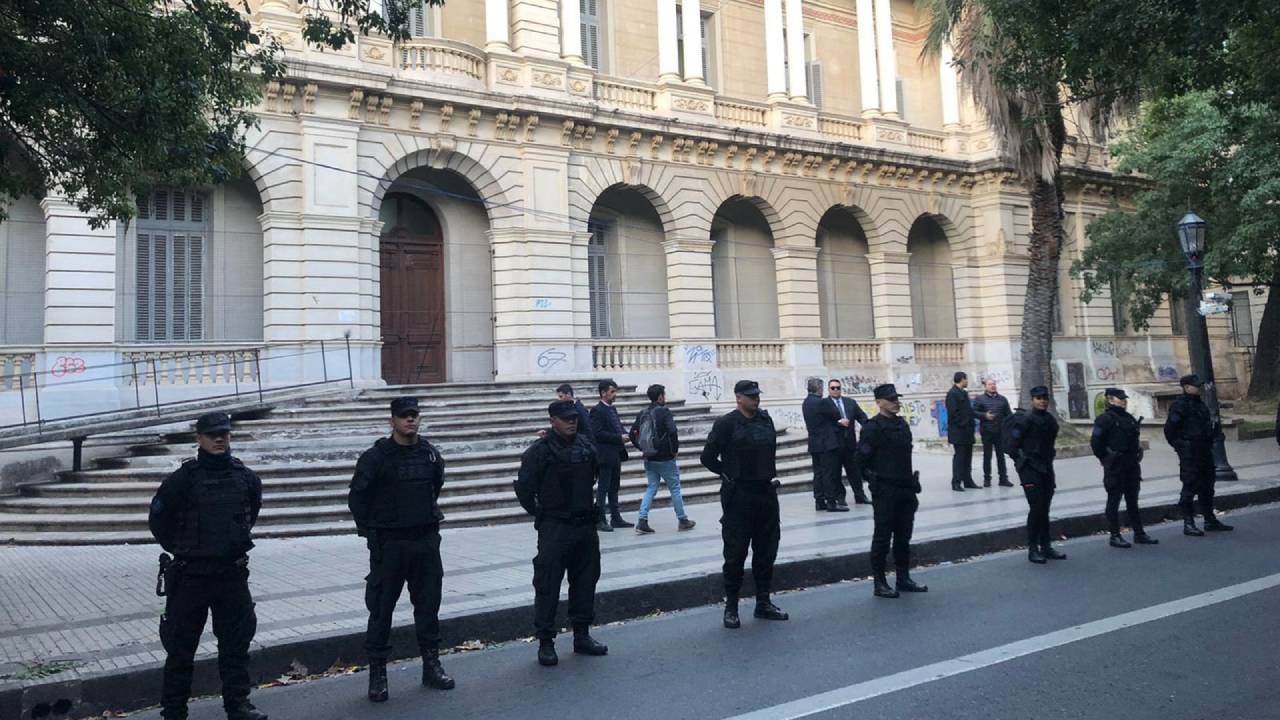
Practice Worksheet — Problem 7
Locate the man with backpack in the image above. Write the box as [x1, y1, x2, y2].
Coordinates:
[630, 384, 696, 534]
[1002, 386, 1066, 564]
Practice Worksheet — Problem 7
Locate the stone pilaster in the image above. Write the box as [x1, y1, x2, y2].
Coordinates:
[40, 198, 115, 345]
[866, 251, 912, 338]
[771, 246, 820, 340]
[661, 238, 716, 340]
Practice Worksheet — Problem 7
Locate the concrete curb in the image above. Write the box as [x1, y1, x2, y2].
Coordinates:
[5, 485, 1278, 720]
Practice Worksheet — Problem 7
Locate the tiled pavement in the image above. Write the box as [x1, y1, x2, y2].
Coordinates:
[1, 439, 1277, 686]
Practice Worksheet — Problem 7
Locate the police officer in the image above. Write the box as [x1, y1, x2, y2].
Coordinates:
[148, 412, 267, 720]
[1165, 374, 1233, 535]
[1005, 386, 1068, 564]
[1091, 388, 1157, 548]
[515, 399, 609, 667]
[859, 384, 928, 598]
[700, 380, 789, 629]
[348, 397, 454, 703]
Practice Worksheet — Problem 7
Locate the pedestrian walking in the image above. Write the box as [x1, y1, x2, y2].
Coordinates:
[1005, 386, 1067, 564]
[802, 377, 846, 512]
[946, 372, 978, 491]
[858, 384, 929, 598]
[515, 400, 609, 667]
[348, 397, 454, 703]
[701, 380, 790, 629]
[1091, 388, 1158, 548]
[630, 384, 696, 534]
[148, 411, 267, 720]
[828, 378, 871, 505]
[590, 379, 634, 531]
[1165, 374, 1234, 535]
[972, 378, 1013, 487]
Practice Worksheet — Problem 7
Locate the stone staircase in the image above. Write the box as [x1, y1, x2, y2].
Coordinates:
[0, 380, 815, 545]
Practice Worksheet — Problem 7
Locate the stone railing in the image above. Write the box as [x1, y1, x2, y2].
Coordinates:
[0, 350, 37, 391]
[591, 341, 674, 371]
[908, 129, 946, 153]
[822, 341, 882, 366]
[818, 114, 864, 142]
[716, 341, 786, 368]
[716, 99, 769, 128]
[121, 347, 261, 386]
[595, 77, 658, 112]
[913, 340, 967, 364]
[398, 38, 485, 86]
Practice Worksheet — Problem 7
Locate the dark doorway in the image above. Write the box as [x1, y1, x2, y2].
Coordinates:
[380, 193, 445, 385]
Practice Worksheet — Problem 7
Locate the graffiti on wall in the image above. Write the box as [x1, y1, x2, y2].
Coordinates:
[535, 348, 568, 371]
[687, 370, 723, 401]
[685, 344, 716, 367]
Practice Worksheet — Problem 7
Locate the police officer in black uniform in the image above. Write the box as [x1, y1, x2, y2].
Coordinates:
[1091, 388, 1158, 548]
[348, 397, 454, 703]
[148, 412, 267, 720]
[515, 399, 610, 667]
[858, 384, 928, 598]
[1165, 374, 1234, 535]
[700, 380, 789, 629]
[1005, 386, 1069, 564]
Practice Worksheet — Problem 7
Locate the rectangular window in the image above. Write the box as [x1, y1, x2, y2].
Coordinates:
[1230, 290, 1254, 347]
[587, 221, 610, 338]
[676, 7, 713, 85]
[407, 1, 434, 37]
[135, 189, 206, 342]
[580, 0, 602, 71]
[1110, 276, 1127, 334]
[805, 35, 823, 108]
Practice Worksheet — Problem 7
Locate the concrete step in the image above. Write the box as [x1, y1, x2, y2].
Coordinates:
[240, 395, 672, 426]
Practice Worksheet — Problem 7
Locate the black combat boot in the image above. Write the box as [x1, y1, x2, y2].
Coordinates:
[1203, 504, 1234, 532]
[873, 574, 899, 598]
[572, 626, 608, 656]
[537, 639, 558, 666]
[962, 479, 980, 489]
[610, 512, 634, 529]
[367, 660, 389, 702]
[896, 573, 928, 592]
[1182, 501, 1204, 536]
[952, 481, 964, 492]
[1041, 544, 1067, 560]
[825, 499, 850, 512]
[422, 652, 455, 690]
[160, 708, 188, 720]
[754, 596, 789, 620]
[1133, 531, 1159, 544]
[225, 700, 269, 720]
[724, 595, 741, 628]
[597, 517, 614, 532]
[1029, 547, 1048, 562]
[999, 478, 1014, 487]
[1109, 534, 1131, 548]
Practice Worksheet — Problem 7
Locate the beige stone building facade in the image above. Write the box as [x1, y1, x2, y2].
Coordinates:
[0, 0, 1260, 435]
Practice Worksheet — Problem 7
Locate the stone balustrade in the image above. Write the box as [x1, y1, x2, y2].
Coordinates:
[716, 341, 786, 368]
[908, 129, 946, 153]
[121, 347, 260, 386]
[0, 351, 37, 392]
[913, 340, 968, 364]
[818, 114, 864, 142]
[592, 342, 674, 371]
[595, 77, 658, 112]
[822, 341, 882, 366]
[398, 38, 485, 87]
[716, 99, 770, 128]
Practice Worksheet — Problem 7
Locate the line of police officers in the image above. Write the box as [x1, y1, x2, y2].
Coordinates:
[149, 372, 1236, 716]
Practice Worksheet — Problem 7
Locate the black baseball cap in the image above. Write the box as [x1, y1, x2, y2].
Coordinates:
[548, 399, 579, 418]
[1029, 385, 1050, 398]
[733, 380, 762, 396]
[1105, 387, 1128, 400]
[1180, 374, 1203, 387]
[390, 397, 420, 416]
[873, 384, 900, 400]
[555, 383, 575, 396]
[194, 412, 232, 434]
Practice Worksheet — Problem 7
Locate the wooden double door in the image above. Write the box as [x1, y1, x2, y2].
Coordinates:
[380, 227, 446, 385]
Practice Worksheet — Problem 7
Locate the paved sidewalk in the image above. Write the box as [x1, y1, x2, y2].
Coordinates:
[2, 440, 1277, 712]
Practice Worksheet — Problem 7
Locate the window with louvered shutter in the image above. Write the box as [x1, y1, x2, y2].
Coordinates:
[588, 222, 610, 338]
[407, 1, 433, 37]
[580, 0, 601, 70]
[807, 62, 824, 108]
[135, 189, 208, 341]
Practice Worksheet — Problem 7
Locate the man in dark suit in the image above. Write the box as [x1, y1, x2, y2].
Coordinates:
[828, 379, 871, 505]
[946, 371, 978, 492]
[802, 378, 846, 512]
[590, 379, 633, 531]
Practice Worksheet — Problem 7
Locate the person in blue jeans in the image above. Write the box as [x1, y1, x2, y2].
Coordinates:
[631, 384, 697, 534]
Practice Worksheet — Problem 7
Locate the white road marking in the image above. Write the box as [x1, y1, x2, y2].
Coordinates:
[725, 571, 1280, 720]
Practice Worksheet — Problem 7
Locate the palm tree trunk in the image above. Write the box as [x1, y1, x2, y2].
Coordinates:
[1245, 262, 1280, 399]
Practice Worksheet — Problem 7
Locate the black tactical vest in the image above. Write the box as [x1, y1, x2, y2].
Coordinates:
[537, 436, 597, 518]
[864, 415, 915, 486]
[368, 442, 444, 529]
[175, 461, 253, 559]
[724, 411, 777, 488]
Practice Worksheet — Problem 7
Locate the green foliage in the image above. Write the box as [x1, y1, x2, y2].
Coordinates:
[1073, 91, 1280, 329]
[0, 1, 440, 227]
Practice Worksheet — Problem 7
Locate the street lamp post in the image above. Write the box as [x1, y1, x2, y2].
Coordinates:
[1176, 212, 1238, 482]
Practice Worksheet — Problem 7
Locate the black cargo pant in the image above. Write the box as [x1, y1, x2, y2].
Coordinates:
[596, 463, 622, 518]
[951, 441, 975, 486]
[532, 517, 601, 639]
[720, 481, 781, 600]
[1103, 464, 1145, 536]
[1017, 464, 1055, 549]
[1177, 448, 1216, 518]
[982, 431, 1009, 483]
[870, 483, 918, 575]
[364, 529, 443, 660]
[159, 562, 256, 718]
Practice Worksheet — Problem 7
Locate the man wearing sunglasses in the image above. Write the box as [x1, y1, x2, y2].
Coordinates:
[827, 379, 871, 505]
[348, 397, 454, 703]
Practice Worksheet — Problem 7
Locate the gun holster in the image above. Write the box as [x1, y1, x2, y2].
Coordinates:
[156, 553, 172, 597]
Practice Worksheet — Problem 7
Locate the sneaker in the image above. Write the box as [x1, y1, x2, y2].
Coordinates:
[678, 518, 697, 531]
[635, 519, 655, 534]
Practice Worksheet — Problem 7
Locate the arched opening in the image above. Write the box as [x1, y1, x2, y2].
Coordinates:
[816, 207, 874, 338]
[907, 215, 958, 338]
[0, 194, 46, 344]
[377, 166, 493, 384]
[586, 186, 670, 338]
[711, 198, 779, 339]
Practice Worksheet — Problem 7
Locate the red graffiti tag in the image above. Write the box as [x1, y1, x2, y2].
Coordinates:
[49, 356, 87, 378]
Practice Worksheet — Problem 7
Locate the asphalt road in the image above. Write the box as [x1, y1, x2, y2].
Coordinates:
[134, 505, 1280, 720]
